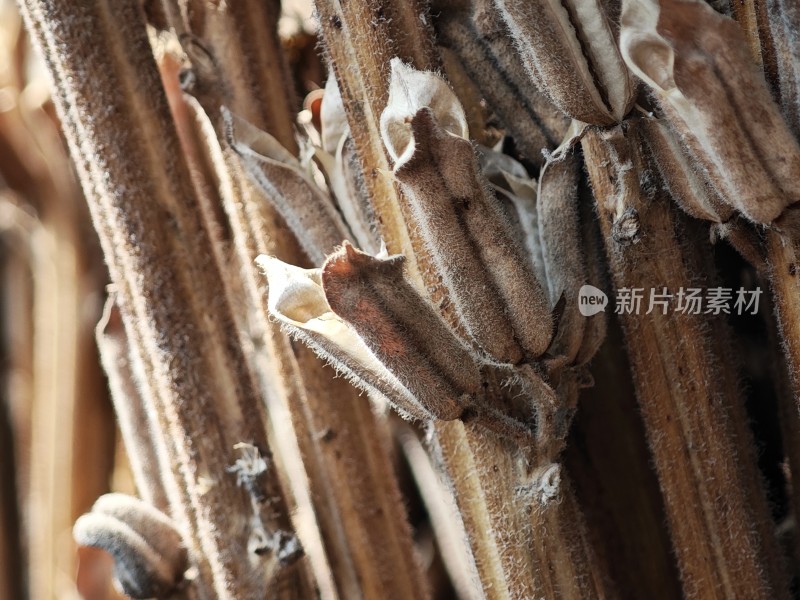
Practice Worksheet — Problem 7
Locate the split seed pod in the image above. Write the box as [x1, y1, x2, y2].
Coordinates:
[493, 0, 636, 124]
[257, 255, 431, 421]
[73, 494, 187, 599]
[620, 0, 800, 223]
[224, 108, 352, 264]
[322, 242, 483, 420]
[385, 105, 553, 363]
[434, 0, 570, 165]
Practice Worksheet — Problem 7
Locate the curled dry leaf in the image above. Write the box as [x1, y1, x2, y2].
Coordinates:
[73, 494, 187, 599]
[388, 107, 553, 364]
[322, 242, 481, 420]
[224, 108, 352, 264]
[379, 57, 468, 163]
[620, 0, 800, 223]
[493, 0, 636, 124]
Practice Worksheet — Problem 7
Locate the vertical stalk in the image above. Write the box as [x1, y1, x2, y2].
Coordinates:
[19, 1, 313, 597]
[165, 5, 430, 597]
[583, 121, 787, 599]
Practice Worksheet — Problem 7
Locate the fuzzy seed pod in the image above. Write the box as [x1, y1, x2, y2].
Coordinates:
[379, 57, 469, 163]
[537, 152, 587, 363]
[639, 118, 734, 224]
[620, 0, 800, 223]
[493, 0, 636, 124]
[258, 255, 433, 421]
[388, 108, 553, 363]
[322, 242, 483, 420]
[224, 108, 352, 263]
[435, 0, 570, 165]
[73, 494, 187, 599]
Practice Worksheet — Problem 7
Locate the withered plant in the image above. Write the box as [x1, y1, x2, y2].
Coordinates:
[2, 0, 800, 598]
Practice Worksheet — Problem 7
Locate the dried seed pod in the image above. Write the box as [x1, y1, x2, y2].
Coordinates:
[379, 57, 468, 163]
[620, 0, 800, 223]
[73, 494, 187, 599]
[389, 108, 553, 363]
[639, 117, 734, 224]
[323, 243, 483, 420]
[257, 255, 432, 421]
[493, 0, 636, 124]
[767, 0, 800, 137]
[435, 0, 570, 165]
[478, 147, 547, 284]
[537, 151, 587, 362]
[224, 108, 352, 264]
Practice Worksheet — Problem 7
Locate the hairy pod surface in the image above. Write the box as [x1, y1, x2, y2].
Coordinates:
[621, 0, 800, 223]
[257, 255, 432, 421]
[493, 0, 636, 124]
[323, 243, 483, 420]
[225, 109, 352, 264]
[389, 108, 553, 363]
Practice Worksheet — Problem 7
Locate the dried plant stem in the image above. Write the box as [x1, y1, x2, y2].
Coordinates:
[96, 298, 170, 512]
[583, 122, 787, 599]
[19, 1, 313, 597]
[315, 0, 431, 276]
[168, 8, 430, 594]
[766, 228, 800, 400]
[0, 322, 24, 600]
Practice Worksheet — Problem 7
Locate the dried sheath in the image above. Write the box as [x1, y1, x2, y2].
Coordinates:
[225, 109, 351, 264]
[322, 243, 482, 420]
[620, 0, 800, 223]
[388, 108, 553, 363]
[493, 0, 636, 124]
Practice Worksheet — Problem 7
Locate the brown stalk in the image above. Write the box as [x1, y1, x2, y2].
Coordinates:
[19, 1, 314, 597]
[95, 298, 170, 512]
[582, 121, 787, 599]
[167, 9, 430, 597]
